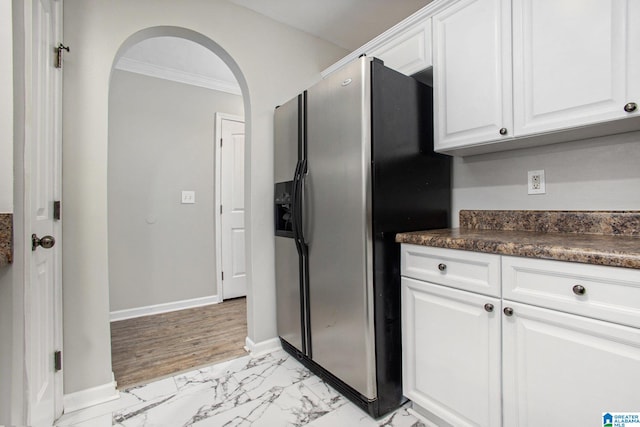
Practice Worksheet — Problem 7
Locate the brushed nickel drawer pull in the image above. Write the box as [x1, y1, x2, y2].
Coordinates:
[572, 285, 586, 296]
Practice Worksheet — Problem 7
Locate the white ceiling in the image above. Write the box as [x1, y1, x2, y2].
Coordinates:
[228, 0, 434, 51]
[114, 0, 433, 92]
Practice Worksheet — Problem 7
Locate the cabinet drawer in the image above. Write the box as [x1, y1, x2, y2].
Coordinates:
[401, 245, 501, 297]
[503, 256, 640, 328]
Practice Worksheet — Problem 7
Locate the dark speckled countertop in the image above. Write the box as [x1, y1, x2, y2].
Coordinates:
[396, 210, 640, 269]
[0, 214, 12, 267]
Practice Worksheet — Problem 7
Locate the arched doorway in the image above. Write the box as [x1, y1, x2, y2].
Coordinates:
[108, 27, 252, 387]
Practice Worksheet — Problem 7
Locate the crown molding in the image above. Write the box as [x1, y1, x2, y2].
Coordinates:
[321, 0, 454, 78]
[115, 57, 242, 96]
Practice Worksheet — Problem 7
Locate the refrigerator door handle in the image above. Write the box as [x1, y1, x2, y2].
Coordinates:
[291, 160, 302, 250]
[296, 159, 308, 245]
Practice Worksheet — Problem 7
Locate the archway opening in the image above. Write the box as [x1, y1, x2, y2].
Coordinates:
[107, 27, 252, 388]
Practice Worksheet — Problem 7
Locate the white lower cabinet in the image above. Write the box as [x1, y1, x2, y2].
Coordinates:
[402, 277, 501, 427]
[502, 300, 640, 427]
[401, 244, 640, 427]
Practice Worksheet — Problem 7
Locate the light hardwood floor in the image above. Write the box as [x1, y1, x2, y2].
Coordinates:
[110, 297, 247, 389]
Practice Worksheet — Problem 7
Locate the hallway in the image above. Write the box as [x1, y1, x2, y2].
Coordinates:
[111, 298, 247, 389]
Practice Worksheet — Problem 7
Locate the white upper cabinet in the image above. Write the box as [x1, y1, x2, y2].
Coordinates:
[321, 2, 452, 79]
[431, 0, 640, 155]
[512, 0, 640, 136]
[323, 0, 640, 155]
[432, 0, 513, 150]
[368, 19, 433, 77]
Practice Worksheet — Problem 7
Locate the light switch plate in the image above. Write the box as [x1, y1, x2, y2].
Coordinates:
[181, 190, 195, 204]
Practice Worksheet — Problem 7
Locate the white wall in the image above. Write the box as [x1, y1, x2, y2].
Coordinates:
[108, 70, 243, 312]
[0, 268, 12, 425]
[63, 0, 346, 395]
[451, 131, 640, 226]
[0, 2, 14, 418]
[3, 1, 27, 424]
[0, 0, 13, 213]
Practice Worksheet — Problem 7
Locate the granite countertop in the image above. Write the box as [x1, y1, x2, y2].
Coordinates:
[0, 214, 13, 267]
[396, 210, 640, 269]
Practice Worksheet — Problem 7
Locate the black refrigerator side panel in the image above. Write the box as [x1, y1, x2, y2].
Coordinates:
[370, 60, 452, 414]
[371, 62, 451, 233]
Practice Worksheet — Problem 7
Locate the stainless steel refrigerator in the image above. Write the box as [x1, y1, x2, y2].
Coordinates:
[274, 56, 451, 417]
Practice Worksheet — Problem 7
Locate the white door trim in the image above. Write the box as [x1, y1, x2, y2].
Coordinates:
[214, 113, 244, 301]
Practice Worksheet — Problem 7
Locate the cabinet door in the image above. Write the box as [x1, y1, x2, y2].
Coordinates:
[503, 301, 640, 427]
[512, 0, 640, 136]
[432, 0, 512, 151]
[402, 277, 501, 427]
[369, 19, 432, 76]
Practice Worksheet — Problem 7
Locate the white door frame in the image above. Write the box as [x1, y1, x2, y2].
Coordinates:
[214, 113, 244, 301]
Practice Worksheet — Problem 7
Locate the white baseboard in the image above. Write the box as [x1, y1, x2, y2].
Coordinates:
[244, 336, 281, 356]
[63, 374, 119, 414]
[110, 295, 220, 322]
[408, 404, 452, 427]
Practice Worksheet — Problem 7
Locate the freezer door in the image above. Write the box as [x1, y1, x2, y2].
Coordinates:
[305, 57, 377, 399]
[275, 235, 304, 352]
[274, 95, 306, 354]
[274, 95, 302, 183]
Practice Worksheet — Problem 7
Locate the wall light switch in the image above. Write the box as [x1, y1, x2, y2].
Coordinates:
[181, 191, 195, 204]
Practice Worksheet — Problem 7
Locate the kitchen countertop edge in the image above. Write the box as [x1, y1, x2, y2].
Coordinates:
[396, 228, 640, 270]
[0, 214, 13, 267]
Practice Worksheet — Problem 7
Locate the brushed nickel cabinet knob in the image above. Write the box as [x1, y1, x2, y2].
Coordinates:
[624, 102, 637, 113]
[499, 128, 508, 135]
[503, 307, 514, 316]
[572, 285, 586, 296]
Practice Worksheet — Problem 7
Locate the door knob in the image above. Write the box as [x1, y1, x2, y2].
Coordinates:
[32, 234, 56, 251]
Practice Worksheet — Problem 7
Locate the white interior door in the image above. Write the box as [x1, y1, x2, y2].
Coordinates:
[217, 115, 246, 300]
[25, 0, 63, 425]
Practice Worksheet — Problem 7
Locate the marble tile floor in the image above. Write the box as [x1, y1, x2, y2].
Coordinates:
[55, 349, 426, 427]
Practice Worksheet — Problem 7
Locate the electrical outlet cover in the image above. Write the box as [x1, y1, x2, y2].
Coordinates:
[528, 170, 546, 195]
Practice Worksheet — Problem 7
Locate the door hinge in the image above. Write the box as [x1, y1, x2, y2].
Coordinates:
[56, 43, 70, 69]
[220, 205, 223, 215]
[53, 200, 61, 221]
[220, 138, 223, 147]
[222, 271, 224, 281]
[54, 350, 62, 372]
